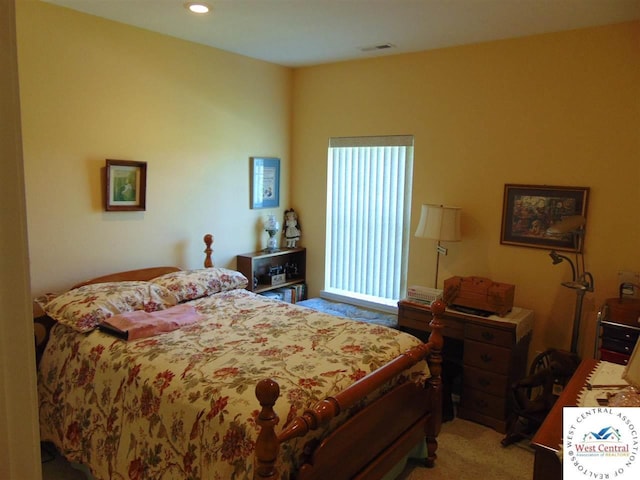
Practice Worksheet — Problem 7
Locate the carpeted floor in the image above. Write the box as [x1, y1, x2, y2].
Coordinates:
[42, 417, 534, 479]
[397, 418, 534, 480]
[297, 297, 398, 328]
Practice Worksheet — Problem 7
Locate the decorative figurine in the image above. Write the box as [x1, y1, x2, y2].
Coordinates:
[283, 208, 301, 248]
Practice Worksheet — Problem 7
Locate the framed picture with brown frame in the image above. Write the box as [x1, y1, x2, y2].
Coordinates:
[500, 184, 589, 253]
[105, 159, 147, 211]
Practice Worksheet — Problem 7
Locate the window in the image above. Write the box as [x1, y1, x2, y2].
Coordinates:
[323, 135, 414, 312]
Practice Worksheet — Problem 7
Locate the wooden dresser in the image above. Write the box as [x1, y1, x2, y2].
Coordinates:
[595, 297, 640, 365]
[398, 299, 533, 433]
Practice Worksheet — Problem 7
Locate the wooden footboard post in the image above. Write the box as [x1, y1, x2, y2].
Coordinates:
[425, 299, 445, 468]
[254, 379, 281, 480]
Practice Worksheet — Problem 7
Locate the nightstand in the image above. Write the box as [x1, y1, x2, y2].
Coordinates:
[398, 299, 534, 433]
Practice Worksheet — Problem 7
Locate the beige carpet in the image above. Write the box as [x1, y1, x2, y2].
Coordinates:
[397, 418, 534, 480]
[43, 418, 534, 480]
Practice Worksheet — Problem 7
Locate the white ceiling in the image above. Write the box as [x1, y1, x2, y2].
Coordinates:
[43, 0, 640, 67]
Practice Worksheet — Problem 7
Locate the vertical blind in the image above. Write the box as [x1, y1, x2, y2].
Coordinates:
[325, 135, 414, 304]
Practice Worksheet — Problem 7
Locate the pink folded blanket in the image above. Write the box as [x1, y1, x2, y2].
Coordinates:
[99, 304, 202, 340]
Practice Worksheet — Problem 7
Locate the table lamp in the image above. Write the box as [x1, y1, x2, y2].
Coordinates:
[264, 214, 280, 252]
[415, 204, 461, 289]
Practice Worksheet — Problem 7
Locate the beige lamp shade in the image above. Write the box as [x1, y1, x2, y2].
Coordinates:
[415, 204, 462, 241]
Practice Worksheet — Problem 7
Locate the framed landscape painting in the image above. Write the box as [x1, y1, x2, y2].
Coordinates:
[500, 184, 589, 252]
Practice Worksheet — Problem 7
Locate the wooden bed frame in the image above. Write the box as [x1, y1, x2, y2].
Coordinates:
[34, 234, 444, 480]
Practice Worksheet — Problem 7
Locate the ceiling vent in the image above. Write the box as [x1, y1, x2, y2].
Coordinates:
[360, 43, 396, 52]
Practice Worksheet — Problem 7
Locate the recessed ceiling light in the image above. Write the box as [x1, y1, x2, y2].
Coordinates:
[185, 2, 210, 14]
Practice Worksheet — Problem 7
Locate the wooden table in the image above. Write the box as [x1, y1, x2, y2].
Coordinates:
[530, 358, 598, 480]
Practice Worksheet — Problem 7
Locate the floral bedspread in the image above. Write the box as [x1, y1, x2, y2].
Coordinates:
[38, 289, 430, 480]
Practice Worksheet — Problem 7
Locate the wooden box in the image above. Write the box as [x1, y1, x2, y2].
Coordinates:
[606, 297, 640, 327]
[443, 276, 515, 316]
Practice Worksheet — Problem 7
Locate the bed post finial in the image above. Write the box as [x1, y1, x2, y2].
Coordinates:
[428, 299, 445, 378]
[203, 234, 214, 268]
[254, 379, 281, 480]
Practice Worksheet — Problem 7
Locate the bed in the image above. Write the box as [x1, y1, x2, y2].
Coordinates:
[35, 235, 444, 480]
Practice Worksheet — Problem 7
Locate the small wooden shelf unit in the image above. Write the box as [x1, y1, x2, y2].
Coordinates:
[237, 247, 306, 295]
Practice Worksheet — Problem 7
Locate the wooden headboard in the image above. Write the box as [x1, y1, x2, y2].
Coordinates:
[71, 266, 181, 289]
[33, 234, 215, 365]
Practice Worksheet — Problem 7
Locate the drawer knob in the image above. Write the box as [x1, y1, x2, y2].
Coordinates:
[482, 331, 495, 341]
[480, 353, 493, 363]
[476, 399, 489, 408]
[478, 378, 491, 387]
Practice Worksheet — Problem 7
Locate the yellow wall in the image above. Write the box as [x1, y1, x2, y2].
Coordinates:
[17, 1, 292, 295]
[16, 1, 640, 361]
[291, 22, 640, 359]
[10, 1, 638, 473]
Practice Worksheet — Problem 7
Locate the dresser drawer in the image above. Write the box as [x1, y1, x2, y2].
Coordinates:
[599, 349, 630, 365]
[463, 339, 511, 375]
[600, 337, 637, 356]
[460, 387, 507, 419]
[398, 305, 465, 339]
[601, 323, 639, 343]
[465, 323, 513, 348]
[463, 365, 509, 397]
[439, 314, 465, 339]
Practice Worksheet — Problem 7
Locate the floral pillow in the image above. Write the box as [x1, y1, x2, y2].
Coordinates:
[150, 268, 248, 302]
[43, 281, 178, 333]
[33, 292, 59, 317]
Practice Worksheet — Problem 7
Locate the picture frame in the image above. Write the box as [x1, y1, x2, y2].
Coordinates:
[500, 184, 589, 252]
[250, 157, 280, 209]
[105, 159, 147, 211]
